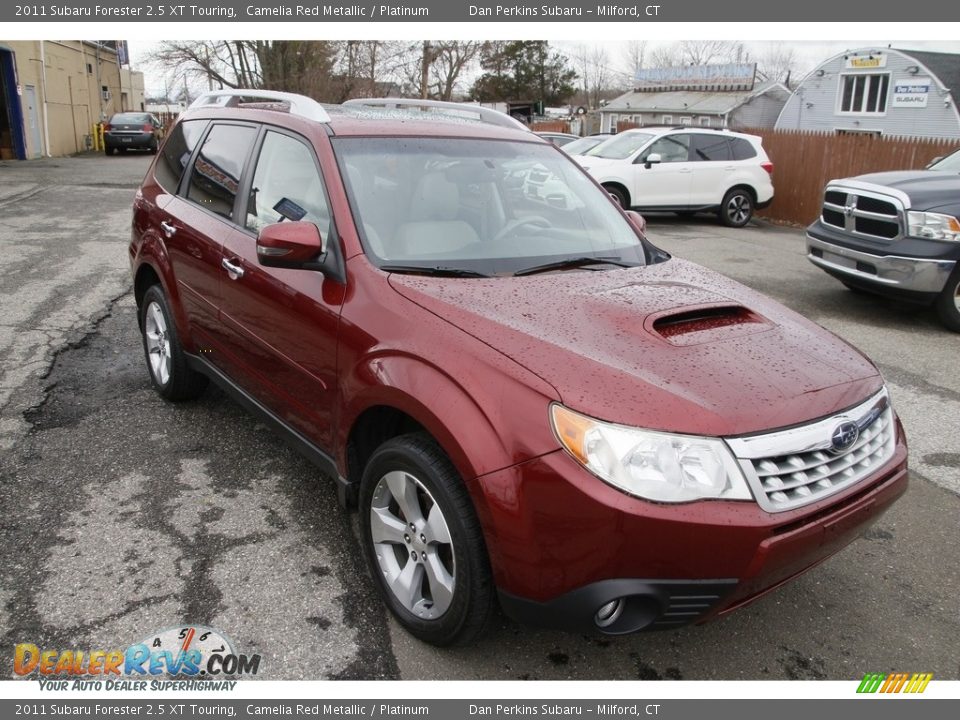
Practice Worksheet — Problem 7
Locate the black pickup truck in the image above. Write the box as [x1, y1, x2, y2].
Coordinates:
[806, 148, 960, 331]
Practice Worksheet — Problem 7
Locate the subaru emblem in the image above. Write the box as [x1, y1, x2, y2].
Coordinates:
[830, 421, 860, 454]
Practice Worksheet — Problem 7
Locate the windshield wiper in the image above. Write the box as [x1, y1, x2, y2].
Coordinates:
[380, 264, 490, 278]
[513, 256, 634, 277]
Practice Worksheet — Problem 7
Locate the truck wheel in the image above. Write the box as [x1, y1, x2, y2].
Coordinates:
[358, 433, 494, 646]
[935, 269, 960, 332]
[139, 285, 208, 401]
[719, 188, 753, 227]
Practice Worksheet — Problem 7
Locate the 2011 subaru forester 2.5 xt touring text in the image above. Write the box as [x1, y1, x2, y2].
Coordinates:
[129, 91, 907, 646]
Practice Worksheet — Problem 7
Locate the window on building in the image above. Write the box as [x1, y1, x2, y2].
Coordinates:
[699, 117, 712, 127]
[662, 115, 673, 125]
[680, 117, 693, 125]
[839, 74, 889, 113]
[86, 63, 93, 74]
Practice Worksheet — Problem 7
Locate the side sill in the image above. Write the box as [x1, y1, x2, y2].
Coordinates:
[186, 354, 356, 509]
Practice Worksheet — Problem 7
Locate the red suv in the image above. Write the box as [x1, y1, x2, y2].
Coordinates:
[130, 91, 907, 646]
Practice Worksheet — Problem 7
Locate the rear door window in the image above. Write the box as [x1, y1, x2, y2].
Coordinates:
[154, 120, 207, 194]
[185, 124, 257, 220]
[691, 134, 732, 162]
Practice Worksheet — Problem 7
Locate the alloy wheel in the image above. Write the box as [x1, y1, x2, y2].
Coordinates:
[144, 301, 171, 386]
[369, 470, 455, 620]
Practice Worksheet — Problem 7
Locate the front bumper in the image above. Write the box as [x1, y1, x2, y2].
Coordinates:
[807, 234, 955, 295]
[470, 424, 908, 634]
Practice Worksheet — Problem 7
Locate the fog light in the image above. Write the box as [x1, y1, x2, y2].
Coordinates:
[594, 598, 624, 628]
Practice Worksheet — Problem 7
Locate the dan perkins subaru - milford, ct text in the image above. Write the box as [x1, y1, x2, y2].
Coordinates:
[469, 4, 662, 16]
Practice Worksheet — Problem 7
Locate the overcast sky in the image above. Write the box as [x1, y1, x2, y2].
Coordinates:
[129, 39, 960, 98]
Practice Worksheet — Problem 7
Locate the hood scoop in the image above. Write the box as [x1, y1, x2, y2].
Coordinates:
[650, 304, 770, 346]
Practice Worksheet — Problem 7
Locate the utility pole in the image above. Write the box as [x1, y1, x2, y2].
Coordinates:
[420, 41, 432, 99]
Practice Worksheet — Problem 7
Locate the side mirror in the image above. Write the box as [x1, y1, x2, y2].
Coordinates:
[256, 221, 344, 282]
[641, 152, 662, 169]
[625, 210, 647, 234]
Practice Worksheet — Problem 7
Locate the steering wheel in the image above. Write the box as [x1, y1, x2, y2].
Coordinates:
[493, 215, 551, 242]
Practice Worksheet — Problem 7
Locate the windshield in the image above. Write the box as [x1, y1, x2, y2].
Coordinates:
[333, 137, 649, 276]
[584, 132, 655, 160]
[563, 136, 608, 156]
[929, 149, 960, 172]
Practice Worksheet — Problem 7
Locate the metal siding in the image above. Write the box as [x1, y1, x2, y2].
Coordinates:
[776, 49, 960, 139]
[732, 94, 786, 129]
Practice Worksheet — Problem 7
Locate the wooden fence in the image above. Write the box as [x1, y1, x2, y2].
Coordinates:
[615, 123, 957, 226]
[743, 129, 956, 226]
[530, 120, 571, 133]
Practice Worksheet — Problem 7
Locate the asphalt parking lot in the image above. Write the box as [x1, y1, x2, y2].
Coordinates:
[1, 154, 958, 681]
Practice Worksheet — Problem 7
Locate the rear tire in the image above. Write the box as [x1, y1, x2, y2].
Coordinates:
[719, 188, 753, 227]
[139, 285, 208, 401]
[935, 268, 960, 332]
[358, 433, 494, 646]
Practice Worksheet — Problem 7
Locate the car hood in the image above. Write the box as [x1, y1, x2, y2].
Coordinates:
[575, 156, 624, 171]
[850, 170, 960, 208]
[388, 258, 882, 437]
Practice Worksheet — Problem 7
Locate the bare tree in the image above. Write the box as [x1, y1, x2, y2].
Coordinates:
[649, 43, 682, 69]
[574, 44, 610, 109]
[756, 44, 800, 86]
[648, 41, 752, 69]
[430, 41, 481, 100]
[622, 40, 647, 81]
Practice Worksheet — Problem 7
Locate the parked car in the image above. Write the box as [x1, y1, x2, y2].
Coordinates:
[561, 133, 612, 156]
[130, 91, 906, 646]
[104, 112, 163, 155]
[807, 148, 960, 331]
[536, 131, 579, 147]
[578, 127, 774, 227]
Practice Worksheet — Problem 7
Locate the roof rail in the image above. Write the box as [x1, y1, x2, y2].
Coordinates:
[343, 97, 529, 131]
[189, 89, 331, 123]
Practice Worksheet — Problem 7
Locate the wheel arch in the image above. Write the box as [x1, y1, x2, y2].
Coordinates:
[132, 239, 196, 351]
[600, 180, 630, 207]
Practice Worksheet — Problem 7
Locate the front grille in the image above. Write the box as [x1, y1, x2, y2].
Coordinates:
[726, 390, 896, 513]
[821, 186, 903, 241]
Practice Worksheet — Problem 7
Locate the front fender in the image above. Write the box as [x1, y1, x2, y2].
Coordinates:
[338, 350, 558, 484]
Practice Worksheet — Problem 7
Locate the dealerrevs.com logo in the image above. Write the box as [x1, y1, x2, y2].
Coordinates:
[857, 672, 933, 694]
[14, 626, 261, 690]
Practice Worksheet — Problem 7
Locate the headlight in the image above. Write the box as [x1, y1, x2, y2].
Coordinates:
[907, 211, 960, 241]
[550, 404, 752, 503]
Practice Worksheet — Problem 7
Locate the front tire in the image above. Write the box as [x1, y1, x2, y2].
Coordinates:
[603, 184, 628, 209]
[935, 267, 960, 332]
[139, 285, 207, 401]
[719, 188, 754, 227]
[358, 433, 494, 646]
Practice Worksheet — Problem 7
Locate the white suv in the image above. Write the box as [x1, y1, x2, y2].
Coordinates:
[577, 128, 774, 227]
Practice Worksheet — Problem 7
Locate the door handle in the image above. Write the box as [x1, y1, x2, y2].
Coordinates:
[221, 258, 245, 280]
[160, 221, 177, 238]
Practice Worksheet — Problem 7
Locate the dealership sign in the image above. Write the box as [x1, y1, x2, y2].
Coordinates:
[892, 78, 932, 108]
[845, 54, 888, 69]
[634, 63, 756, 91]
